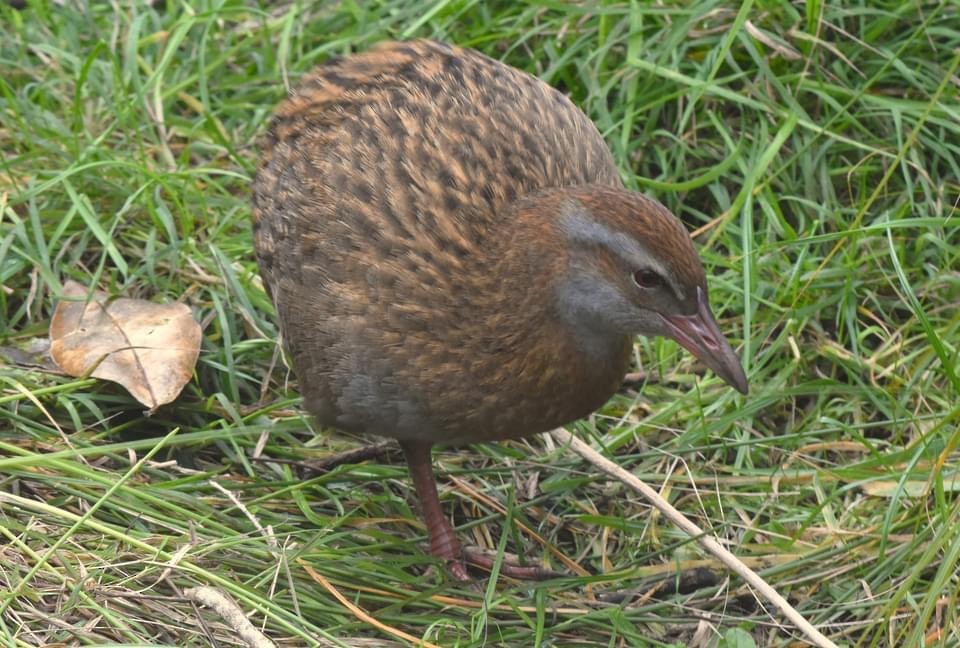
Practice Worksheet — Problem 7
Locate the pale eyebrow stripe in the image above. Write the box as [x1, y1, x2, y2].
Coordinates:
[556, 200, 685, 301]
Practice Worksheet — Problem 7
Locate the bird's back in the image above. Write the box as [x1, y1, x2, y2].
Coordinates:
[252, 40, 626, 440]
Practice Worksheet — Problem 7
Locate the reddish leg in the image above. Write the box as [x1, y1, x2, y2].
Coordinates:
[399, 440, 559, 581]
[399, 440, 469, 581]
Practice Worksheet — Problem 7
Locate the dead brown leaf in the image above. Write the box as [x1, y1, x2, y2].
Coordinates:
[49, 280, 201, 413]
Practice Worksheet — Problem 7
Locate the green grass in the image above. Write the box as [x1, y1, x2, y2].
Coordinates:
[1, 0, 959, 646]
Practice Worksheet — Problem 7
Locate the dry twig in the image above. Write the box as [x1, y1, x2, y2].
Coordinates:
[549, 428, 837, 648]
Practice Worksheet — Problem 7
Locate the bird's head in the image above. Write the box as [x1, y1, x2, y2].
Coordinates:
[546, 186, 748, 394]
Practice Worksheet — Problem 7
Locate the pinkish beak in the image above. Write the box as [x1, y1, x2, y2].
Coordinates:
[660, 287, 749, 394]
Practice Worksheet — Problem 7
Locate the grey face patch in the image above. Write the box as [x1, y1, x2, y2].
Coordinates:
[554, 271, 665, 338]
[556, 199, 686, 302]
[552, 270, 663, 379]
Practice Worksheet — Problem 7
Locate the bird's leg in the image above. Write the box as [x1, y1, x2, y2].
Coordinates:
[399, 439, 470, 581]
[399, 440, 560, 581]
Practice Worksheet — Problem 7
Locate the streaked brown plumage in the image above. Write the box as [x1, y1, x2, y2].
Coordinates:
[253, 40, 747, 580]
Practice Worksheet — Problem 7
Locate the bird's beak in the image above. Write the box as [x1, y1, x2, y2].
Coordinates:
[660, 287, 749, 395]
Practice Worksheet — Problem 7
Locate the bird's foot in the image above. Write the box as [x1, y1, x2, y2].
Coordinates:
[426, 540, 560, 581]
[401, 440, 560, 582]
[462, 546, 561, 580]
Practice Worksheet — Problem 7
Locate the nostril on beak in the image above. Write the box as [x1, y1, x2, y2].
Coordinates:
[688, 315, 720, 352]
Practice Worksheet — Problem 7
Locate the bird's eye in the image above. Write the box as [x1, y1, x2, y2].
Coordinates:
[633, 269, 663, 289]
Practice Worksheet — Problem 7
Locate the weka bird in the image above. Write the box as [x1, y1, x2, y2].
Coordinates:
[252, 40, 748, 580]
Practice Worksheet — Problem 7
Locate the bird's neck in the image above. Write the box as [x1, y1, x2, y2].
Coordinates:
[476, 187, 634, 408]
